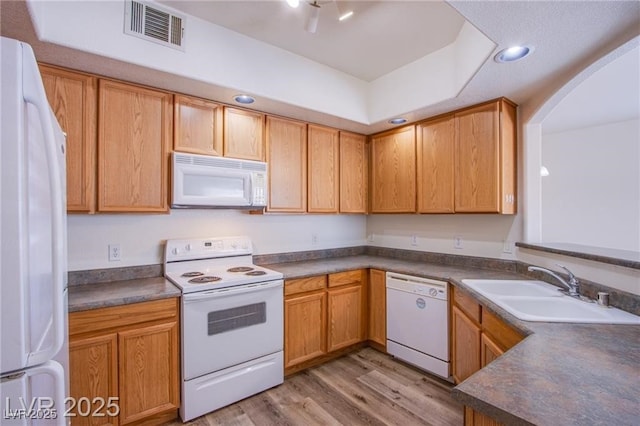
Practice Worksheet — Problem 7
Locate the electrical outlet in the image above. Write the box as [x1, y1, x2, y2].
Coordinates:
[108, 244, 121, 262]
[454, 236, 463, 250]
[368, 234, 375, 243]
[311, 234, 318, 245]
[503, 240, 514, 254]
[411, 234, 418, 246]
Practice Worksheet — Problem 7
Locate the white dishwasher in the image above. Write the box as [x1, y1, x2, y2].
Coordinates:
[386, 272, 450, 379]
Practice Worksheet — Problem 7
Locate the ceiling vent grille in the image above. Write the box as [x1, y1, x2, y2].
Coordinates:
[124, 0, 185, 51]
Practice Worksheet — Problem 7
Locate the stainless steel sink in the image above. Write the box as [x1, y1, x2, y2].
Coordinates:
[461, 279, 640, 324]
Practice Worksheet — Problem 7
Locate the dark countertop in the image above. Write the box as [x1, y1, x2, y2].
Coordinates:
[265, 255, 640, 426]
[67, 254, 640, 424]
[68, 277, 180, 312]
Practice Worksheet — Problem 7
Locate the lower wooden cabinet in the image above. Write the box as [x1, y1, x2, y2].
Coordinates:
[452, 286, 523, 426]
[367, 269, 386, 348]
[284, 270, 366, 374]
[69, 298, 180, 425]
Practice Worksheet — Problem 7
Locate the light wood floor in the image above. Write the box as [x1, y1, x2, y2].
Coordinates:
[165, 347, 463, 425]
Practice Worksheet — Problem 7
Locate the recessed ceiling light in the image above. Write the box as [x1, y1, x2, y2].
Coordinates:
[234, 95, 255, 104]
[286, 0, 300, 8]
[494, 45, 533, 63]
[388, 118, 407, 125]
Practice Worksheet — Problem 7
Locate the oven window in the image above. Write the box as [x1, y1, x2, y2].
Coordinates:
[207, 302, 266, 335]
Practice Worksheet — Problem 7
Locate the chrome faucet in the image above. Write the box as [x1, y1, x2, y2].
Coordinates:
[527, 264, 580, 297]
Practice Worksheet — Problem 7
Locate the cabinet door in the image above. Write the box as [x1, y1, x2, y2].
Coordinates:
[40, 65, 97, 213]
[98, 79, 172, 212]
[327, 285, 364, 351]
[339, 131, 368, 213]
[266, 116, 308, 212]
[417, 115, 455, 213]
[452, 305, 481, 384]
[174, 94, 223, 156]
[118, 321, 180, 424]
[480, 333, 504, 368]
[224, 107, 265, 161]
[69, 334, 119, 426]
[284, 292, 326, 368]
[368, 269, 386, 347]
[455, 101, 505, 213]
[464, 406, 503, 426]
[308, 124, 339, 212]
[370, 126, 416, 212]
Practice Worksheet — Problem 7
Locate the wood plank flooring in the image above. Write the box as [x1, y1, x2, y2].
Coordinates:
[164, 348, 463, 425]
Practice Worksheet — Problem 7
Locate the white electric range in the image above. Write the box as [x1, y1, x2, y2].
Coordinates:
[164, 236, 284, 422]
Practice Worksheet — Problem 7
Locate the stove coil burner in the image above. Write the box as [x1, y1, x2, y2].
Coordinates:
[188, 276, 222, 284]
[227, 266, 254, 273]
[245, 270, 267, 276]
[181, 271, 204, 278]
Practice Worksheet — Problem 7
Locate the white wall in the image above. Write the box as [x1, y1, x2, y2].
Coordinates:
[67, 211, 366, 271]
[366, 214, 520, 260]
[542, 119, 640, 251]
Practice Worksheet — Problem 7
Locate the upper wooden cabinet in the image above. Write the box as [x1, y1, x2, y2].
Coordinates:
[173, 94, 223, 156]
[417, 114, 455, 213]
[339, 131, 368, 213]
[98, 79, 172, 212]
[223, 107, 265, 161]
[266, 116, 307, 212]
[455, 98, 517, 213]
[40, 65, 97, 213]
[370, 125, 416, 213]
[308, 124, 339, 213]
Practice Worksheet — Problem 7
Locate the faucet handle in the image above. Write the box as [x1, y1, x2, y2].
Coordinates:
[555, 264, 579, 284]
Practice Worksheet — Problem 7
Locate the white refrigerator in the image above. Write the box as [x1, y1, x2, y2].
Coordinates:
[1, 37, 69, 425]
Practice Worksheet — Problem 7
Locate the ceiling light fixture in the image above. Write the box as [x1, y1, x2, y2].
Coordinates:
[286, 0, 300, 8]
[305, 1, 321, 33]
[388, 118, 407, 125]
[233, 94, 255, 104]
[335, 1, 354, 21]
[494, 45, 533, 63]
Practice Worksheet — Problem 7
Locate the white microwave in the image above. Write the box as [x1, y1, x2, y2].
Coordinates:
[172, 152, 267, 208]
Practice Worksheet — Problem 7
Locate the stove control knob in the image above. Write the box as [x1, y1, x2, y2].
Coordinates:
[172, 247, 180, 255]
[241, 242, 249, 250]
[231, 241, 238, 249]
[185, 244, 192, 252]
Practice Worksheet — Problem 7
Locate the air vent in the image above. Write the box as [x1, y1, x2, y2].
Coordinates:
[173, 153, 267, 172]
[124, 0, 185, 51]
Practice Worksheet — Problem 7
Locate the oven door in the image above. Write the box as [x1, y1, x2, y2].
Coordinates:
[182, 280, 283, 381]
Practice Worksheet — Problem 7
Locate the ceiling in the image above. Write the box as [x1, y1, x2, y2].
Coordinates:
[1, 0, 639, 134]
[159, 1, 466, 82]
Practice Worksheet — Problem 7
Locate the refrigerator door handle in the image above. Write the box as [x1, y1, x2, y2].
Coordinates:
[21, 45, 65, 366]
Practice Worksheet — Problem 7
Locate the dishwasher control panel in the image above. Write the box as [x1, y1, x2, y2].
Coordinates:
[385, 272, 448, 301]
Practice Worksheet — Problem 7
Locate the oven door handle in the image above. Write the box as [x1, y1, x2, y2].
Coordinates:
[182, 279, 283, 303]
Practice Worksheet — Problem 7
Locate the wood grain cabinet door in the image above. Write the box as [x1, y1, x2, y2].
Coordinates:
[98, 79, 172, 212]
[454, 99, 517, 214]
[223, 107, 265, 161]
[308, 124, 339, 213]
[452, 305, 481, 384]
[367, 269, 386, 347]
[69, 334, 119, 426]
[40, 65, 97, 213]
[117, 321, 180, 425]
[327, 284, 364, 352]
[417, 115, 455, 213]
[174, 94, 223, 156]
[339, 131, 368, 213]
[266, 116, 308, 212]
[370, 126, 416, 213]
[284, 292, 327, 368]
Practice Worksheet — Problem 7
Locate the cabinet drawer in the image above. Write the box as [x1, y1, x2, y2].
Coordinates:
[453, 287, 481, 323]
[482, 309, 524, 351]
[285, 275, 327, 296]
[328, 270, 363, 288]
[69, 298, 179, 337]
